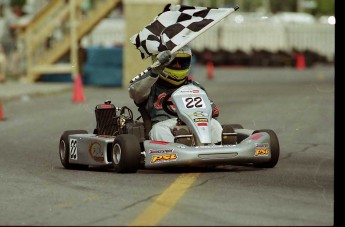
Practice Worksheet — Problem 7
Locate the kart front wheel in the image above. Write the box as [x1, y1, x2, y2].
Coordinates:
[59, 130, 88, 169]
[221, 124, 237, 145]
[252, 129, 280, 168]
[112, 134, 141, 173]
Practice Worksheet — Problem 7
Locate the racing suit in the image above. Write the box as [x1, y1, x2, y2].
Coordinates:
[128, 68, 222, 143]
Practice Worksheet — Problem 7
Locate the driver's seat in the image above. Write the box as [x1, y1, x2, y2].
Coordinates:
[137, 105, 193, 146]
[137, 105, 152, 140]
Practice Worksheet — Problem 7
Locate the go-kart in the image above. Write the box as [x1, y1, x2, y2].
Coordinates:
[59, 84, 280, 173]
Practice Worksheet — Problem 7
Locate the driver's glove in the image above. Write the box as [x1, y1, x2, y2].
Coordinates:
[211, 101, 219, 118]
[151, 50, 172, 77]
[212, 106, 219, 118]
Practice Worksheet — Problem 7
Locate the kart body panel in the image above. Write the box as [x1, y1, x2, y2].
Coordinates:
[67, 134, 114, 166]
[143, 131, 271, 168]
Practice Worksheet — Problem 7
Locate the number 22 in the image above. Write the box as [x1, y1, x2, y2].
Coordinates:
[185, 97, 203, 108]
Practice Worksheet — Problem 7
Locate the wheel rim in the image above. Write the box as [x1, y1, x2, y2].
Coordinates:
[59, 140, 66, 160]
[112, 144, 121, 165]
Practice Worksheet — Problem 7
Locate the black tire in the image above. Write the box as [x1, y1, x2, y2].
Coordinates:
[229, 124, 244, 129]
[252, 129, 280, 168]
[112, 134, 141, 173]
[59, 130, 88, 169]
[225, 124, 244, 143]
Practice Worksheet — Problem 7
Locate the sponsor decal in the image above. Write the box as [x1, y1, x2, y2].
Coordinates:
[150, 140, 170, 145]
[250, 133, 264, 140]
[255, 143, 269, 156]
[70, 139, 78, 160]
[151, 154, 178, 163]
[97, 104, 113, 109]
[189, 111, 208, 117]
[89, 142, 104, 162]
[180, 89, 199, 93]
[194, 118, 208, 122]
[149, 149, 174, 154]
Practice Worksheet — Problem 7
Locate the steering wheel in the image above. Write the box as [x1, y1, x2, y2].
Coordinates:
[162, 91, 178, 117]
[119, 106, 133, 121]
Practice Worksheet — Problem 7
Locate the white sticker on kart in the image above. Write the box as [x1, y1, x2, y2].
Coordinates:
[182, 96, 206, 109]
[70, 139, 78, 160]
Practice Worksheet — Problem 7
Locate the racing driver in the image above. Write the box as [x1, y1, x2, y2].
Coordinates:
[128, 45, 223, 145]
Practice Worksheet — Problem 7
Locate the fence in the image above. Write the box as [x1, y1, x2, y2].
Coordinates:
[82, 17, 335, 63]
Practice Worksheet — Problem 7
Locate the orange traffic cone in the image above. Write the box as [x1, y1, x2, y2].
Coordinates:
[296, 53, 305, 70]
[72, 74, 85, 102]
[207, 61, 214, 79]
[0, 99, 4, 121]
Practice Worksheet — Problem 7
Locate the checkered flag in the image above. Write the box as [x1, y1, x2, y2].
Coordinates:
[130, 4, 239, 59]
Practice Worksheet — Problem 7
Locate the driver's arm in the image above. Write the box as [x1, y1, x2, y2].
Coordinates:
[128, 69, 159, 104]
[128, 51, 172, 105]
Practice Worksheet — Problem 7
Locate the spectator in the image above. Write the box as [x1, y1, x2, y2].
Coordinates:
[0, 0, 31, 79]
[0, 44, 6, 83]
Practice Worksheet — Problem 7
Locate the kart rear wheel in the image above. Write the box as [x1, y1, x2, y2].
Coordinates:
[252, 129, 280, 168]
[59, 130, 88, 169]
[112, 134, 141, 173]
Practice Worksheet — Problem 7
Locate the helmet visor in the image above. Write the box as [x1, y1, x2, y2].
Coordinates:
[166, 56, 191, 70]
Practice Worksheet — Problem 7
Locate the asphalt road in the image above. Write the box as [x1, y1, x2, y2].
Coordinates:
[0, 66, 334, 226]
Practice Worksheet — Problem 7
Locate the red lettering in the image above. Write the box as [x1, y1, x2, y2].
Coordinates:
[154, 93, 175, 110]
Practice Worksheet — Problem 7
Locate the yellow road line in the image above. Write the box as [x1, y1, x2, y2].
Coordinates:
[128, 173, 200, 226]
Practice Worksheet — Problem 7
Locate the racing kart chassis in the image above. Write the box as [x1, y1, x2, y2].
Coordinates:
[59, 85, 280, 173]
